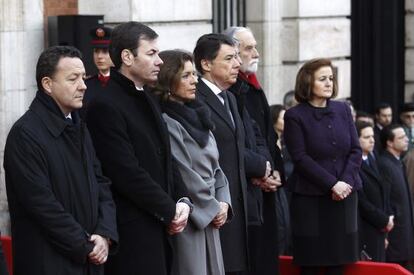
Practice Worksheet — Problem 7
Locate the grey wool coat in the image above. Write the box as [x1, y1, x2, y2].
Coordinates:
[163, 113, 232, 275]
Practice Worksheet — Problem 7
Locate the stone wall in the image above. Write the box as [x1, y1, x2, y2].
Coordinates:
[406, 0, 414, 102]
[245, 0, 351, 105]
[78, 0, 212, 52]
[0, 0, 44, 234]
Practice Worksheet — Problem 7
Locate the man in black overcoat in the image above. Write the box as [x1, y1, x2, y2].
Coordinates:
[3, 46, 118, 275]
[85, 22, 191, 275]
[194, 33, 249, 274]
[378, 124, 414, 271]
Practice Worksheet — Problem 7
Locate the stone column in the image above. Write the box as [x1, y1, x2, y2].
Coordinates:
[78, 0, 213, 52]
[406, 0, 414, 102]
[246, 0, 351, 105]
[0, 0, 44, 234]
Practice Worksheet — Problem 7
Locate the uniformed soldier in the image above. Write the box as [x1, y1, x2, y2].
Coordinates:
[82, 26, 114, 119]
[90, 26, 113, 86]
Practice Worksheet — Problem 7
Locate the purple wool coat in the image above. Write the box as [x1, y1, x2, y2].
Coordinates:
[284, 100, 362, 196]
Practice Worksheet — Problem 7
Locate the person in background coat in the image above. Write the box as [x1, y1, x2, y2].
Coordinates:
[194, 33, 249, 275]
[154, 49, 232, 275]
[356, 121, 393, 262]
[374, 103, 393, 153]
[3, 46, 118, 275]
[378, 124, 414, 271]
[284, 58, 362, 275]
[85, 22, 191, 275]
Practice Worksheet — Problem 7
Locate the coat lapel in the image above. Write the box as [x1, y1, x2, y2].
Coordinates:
[197, 80, 235, 132]
[361, 157, 381, 182]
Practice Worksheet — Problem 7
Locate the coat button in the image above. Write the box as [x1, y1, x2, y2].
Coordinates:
[332, 141, 336, 145]
[238, 196, 243, 202]
[157, 148, 164, 155]
[332, 158, 337, 162]
[328, 125, 332, 129]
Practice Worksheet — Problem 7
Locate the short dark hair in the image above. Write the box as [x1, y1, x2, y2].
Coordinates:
[294, 58, 338, 103]
[356, 110, 373, 119]
[269, 104, 286, 125]
[380, 124, 403, 149]
[374, 102, 391, 115]
[36, 46, 82, 91]
[154, 50, 194, 101]
[109, 21, 158, 70]
[400, 102, 414, 114]
[355, 120, 373, 137]
[193, 33, 235, 75]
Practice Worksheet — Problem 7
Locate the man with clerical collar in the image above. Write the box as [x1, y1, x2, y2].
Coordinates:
[85, 21, 191, 275]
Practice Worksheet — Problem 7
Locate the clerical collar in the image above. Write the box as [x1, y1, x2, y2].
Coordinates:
[66, 113, 72, 120]
[136, 86, 144, 91]
[362, 155, 368, 161]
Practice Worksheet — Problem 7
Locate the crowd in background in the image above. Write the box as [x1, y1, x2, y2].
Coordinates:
[1, 20, 414, 275]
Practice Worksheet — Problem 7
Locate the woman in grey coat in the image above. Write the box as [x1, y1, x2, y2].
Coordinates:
[153, 50, 232, 275]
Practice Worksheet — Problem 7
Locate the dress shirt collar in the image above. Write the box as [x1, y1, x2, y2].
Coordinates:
[201, 78, 224, 104]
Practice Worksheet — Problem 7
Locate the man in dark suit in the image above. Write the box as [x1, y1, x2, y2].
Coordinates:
[374, 103, 393, 153]
[194, 33, 249, 274]
[378, 124, 414, 271]
[223, 26, 284, 274]
[86, 22, 191, 275]
[4, 46, 118, 275]
[356, 121, 393, 262]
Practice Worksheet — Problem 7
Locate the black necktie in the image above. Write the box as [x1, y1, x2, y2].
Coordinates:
[66, 117, 73, 125]
[364, 157, 370, 167]
[219, 91, 235, 128]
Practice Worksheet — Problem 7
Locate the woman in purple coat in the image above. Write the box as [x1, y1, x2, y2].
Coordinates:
[284, 58, 362, 275]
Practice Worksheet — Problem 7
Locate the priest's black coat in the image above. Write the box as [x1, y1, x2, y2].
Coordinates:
[86, 70, 184, 275]
[3, 91, 118, 275]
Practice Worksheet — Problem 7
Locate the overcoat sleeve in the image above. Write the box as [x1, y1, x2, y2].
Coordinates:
[243, 110, 268, 179]
[284, 111, 337, 191]
[377, 160, 397, 216]
[166, 118, 232, 230]
[84, 129, 119, 253]
[4, 127, 94, 263]
[357, 187, 389, 229]
[86, 100, 176, 225]
[339, 103, 362, 185]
